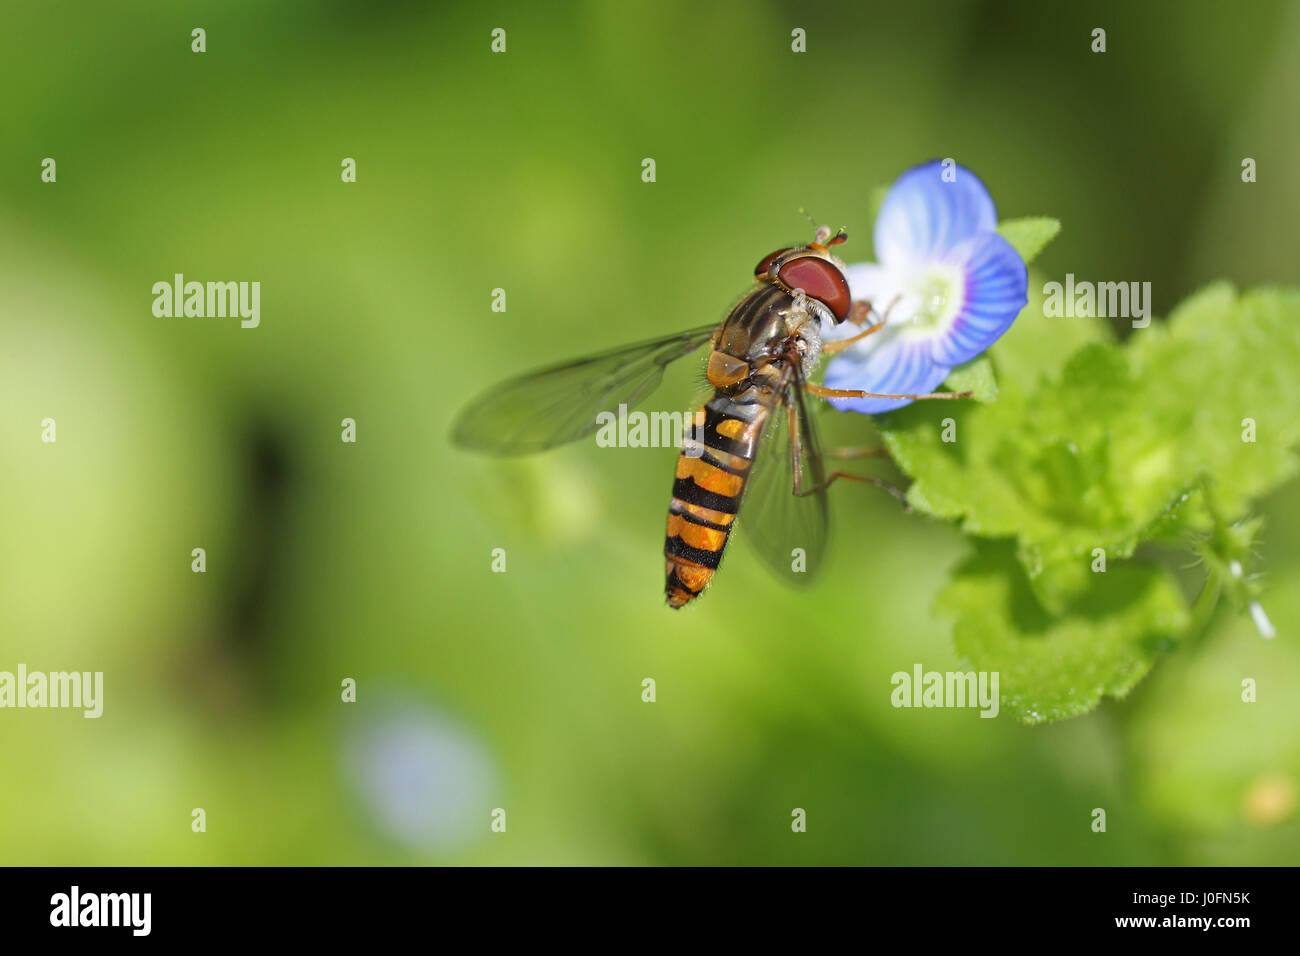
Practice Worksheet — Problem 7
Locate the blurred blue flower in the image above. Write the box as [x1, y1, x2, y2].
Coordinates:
[822, 160, 1028, 414]
[345, 698, 500, 852]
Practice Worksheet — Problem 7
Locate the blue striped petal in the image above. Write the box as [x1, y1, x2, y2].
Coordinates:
[822, 334, 951, 415]
[928, 230, 1028, 367]
[874, 160, 998, 267]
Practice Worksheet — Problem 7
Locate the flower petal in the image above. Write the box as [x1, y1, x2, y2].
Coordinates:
[874, 160, 998, 267]
[821, 334, 951, 415]
[927, 230, 1028, 368]
[839, 262, 898, 311]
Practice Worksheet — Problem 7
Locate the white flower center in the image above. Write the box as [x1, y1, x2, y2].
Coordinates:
[889, 265, 964, 338]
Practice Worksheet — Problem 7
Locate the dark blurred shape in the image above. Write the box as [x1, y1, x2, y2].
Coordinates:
[224, 418, 297, 664]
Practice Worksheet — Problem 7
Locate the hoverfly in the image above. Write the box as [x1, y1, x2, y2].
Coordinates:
[453, 227, 968, 607]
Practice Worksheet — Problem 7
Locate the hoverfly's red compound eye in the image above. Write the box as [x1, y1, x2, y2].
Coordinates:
[777, 255, 852, 321]
[754, 248, 794, 278]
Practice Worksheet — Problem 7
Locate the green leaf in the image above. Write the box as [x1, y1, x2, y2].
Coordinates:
[937, 540, 1189, 725]
[943, 355, 998, 403]
[997, 217, 1060, 265]
[1127, 283, 1300, 520]
[883, 284, 1300, 615]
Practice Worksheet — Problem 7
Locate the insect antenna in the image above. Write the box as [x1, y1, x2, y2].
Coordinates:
[798, 208, 848, 250]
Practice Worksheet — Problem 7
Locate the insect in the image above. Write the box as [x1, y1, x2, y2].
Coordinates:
[453, 227, 969, 607]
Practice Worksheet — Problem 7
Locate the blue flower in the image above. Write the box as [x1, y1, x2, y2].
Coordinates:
[821, 161, 1028, 414]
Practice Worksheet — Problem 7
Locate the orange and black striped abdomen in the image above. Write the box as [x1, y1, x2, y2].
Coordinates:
[664, 394, 766, 607]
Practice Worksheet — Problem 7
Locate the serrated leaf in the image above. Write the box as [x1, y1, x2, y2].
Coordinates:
[997, 217, 1060, 265]
[882, 283, 1300, 613]
[1127, 283, 1300, 519]
[943, 355, 998, 402]
[937, 540, 1189, 725]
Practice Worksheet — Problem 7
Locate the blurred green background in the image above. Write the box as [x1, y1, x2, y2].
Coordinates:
[2, 0, 1298, 865]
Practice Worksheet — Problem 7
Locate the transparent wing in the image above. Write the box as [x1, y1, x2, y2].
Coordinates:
[738, 366, 830, 586]
[452, 325, 717, 455]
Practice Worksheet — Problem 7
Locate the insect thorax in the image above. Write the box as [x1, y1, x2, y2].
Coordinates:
[764, 288, 829, 380]
[717, 284, 829, 384]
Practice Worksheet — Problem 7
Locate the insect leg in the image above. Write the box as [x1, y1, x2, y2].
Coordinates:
[845, 293, 903, 326]
[826, 445, 890, 460]
[818, 472, 912, 511]
[821, 293, 908, 355]
[821, 320, 884, 355]
[786, 405, 911, 511]
[805, 383, 974, 401]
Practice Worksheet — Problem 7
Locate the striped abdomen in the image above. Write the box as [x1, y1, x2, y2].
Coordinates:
[664, 390, 770, 607]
